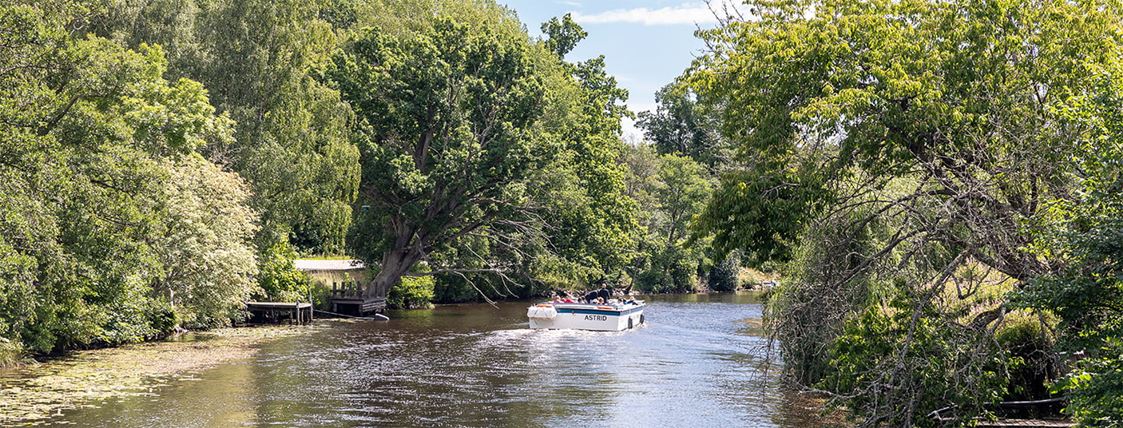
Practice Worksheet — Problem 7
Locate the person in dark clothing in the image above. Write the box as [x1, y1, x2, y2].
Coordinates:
[598, 287, 612, 302]
[582, 287, 614, 304]
[582, 290, 599, 303]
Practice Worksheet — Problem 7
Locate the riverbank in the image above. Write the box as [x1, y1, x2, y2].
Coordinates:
[0, 324, 317, 425]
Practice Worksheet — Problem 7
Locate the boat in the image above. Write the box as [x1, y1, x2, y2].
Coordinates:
[526, 300, 646, 331]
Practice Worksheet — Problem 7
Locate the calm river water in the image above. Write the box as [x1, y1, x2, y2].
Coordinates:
[53, 293, 838, 427]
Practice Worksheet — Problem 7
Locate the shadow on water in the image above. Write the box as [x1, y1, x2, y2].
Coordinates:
[50, 293, 843, 427]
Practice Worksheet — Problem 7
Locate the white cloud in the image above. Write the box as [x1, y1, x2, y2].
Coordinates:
[621, 101, 658, 143]
[570, 2, 742, 26]
[621, 116, 645, 143]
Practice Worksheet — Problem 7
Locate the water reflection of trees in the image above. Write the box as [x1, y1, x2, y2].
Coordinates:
[54, 299, 841, 427]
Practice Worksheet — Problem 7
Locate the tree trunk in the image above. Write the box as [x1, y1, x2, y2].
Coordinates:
[365, 245, 421, 299]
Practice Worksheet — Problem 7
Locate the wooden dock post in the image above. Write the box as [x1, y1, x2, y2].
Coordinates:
[246, 302, 314, 325]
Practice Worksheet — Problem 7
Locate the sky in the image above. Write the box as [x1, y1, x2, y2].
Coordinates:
[497, 1, 738, 140]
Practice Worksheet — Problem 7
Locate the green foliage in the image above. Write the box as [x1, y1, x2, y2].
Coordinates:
[636, 81, 726, 170]
[95, 0, 361, 255]
[693, 167, 828, 267]
[687, 0, 1123, 268]
[994, 313, 1057, 401]
[1017, 115, 1123, 423]
[686, 0, 1123, 423]
[540, 13, 585, 58]
[625, 147, 714, 293]
[431, 275, 486, 304]
[824, 291, 1009, 426]
[153, 155, 260, 328]
[333, 6, 642, 298]
[766, 198, 884, 385]
[0, 1, 265, 353]
[528, 139, 639, 289]
[531, 53, 641, 287]
[707, 252, 740, 292]
[256, 239, 314, 303]
[1, 0, 691, 363]
[331, 9, 552, 291]
[99, 291, 177, 345]
[634, 243, 697, 294]
[1054, 339, 1123, 426]
[388, 275, 435, 310]
[429, 270, 551, 303]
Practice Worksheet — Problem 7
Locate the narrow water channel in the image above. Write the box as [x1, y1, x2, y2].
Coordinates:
[52, 293, 837, 427]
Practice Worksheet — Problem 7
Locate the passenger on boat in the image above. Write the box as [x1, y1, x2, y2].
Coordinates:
[583, 286, 615, 304]
[581, 290, 597, 303]
[551, 290, 577, 304]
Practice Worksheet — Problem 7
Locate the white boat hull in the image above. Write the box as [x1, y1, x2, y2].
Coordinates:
[528, 303, 645, 331]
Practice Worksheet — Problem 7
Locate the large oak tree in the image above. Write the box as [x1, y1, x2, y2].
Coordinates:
[330, 13, 552, 297]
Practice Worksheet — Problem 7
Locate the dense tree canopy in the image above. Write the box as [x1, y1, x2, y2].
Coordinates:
[335, 4, 643, 299]
[96, 0, 361, 256]
[0, 2, 255, 352]
[687, 0, 1123, 423]
[637, 81, 726, 171]
[532, 17, 640, 288]
[332, 11, 554, 297]
[15, 2, 1123, 424]
[624, 147, 714, 293]
[0, 0, 658, 354]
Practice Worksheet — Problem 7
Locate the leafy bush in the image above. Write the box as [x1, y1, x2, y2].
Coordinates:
[388, 275, 435, 309]
[822, 291, 1009, 426]
[635, 244, 698, 293]
[99, 287, 178, 346]
[995, 313, 1057, 401]
[707, 252, 739, 292]
[1054, 338, 1123, 426]
[257, 239, 314, 302]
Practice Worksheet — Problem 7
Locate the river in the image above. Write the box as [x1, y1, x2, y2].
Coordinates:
[41, 293, 838, 427]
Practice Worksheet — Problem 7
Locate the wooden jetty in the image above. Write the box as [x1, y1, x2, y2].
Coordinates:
[245, 301, 313, 324]
[329, 280, 387, 315]
[292, 259, 388, 315]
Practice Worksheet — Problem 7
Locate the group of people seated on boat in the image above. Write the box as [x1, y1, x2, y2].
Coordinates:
[550, 285, 638, 305]
[551, 295, 612, 305]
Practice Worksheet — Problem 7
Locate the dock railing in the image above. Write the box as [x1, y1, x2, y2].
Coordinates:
[331, 280, 365, 299]
[329, 280, 387, 314]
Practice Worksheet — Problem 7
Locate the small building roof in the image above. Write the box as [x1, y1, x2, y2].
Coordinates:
[293, 259, 366, 272]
